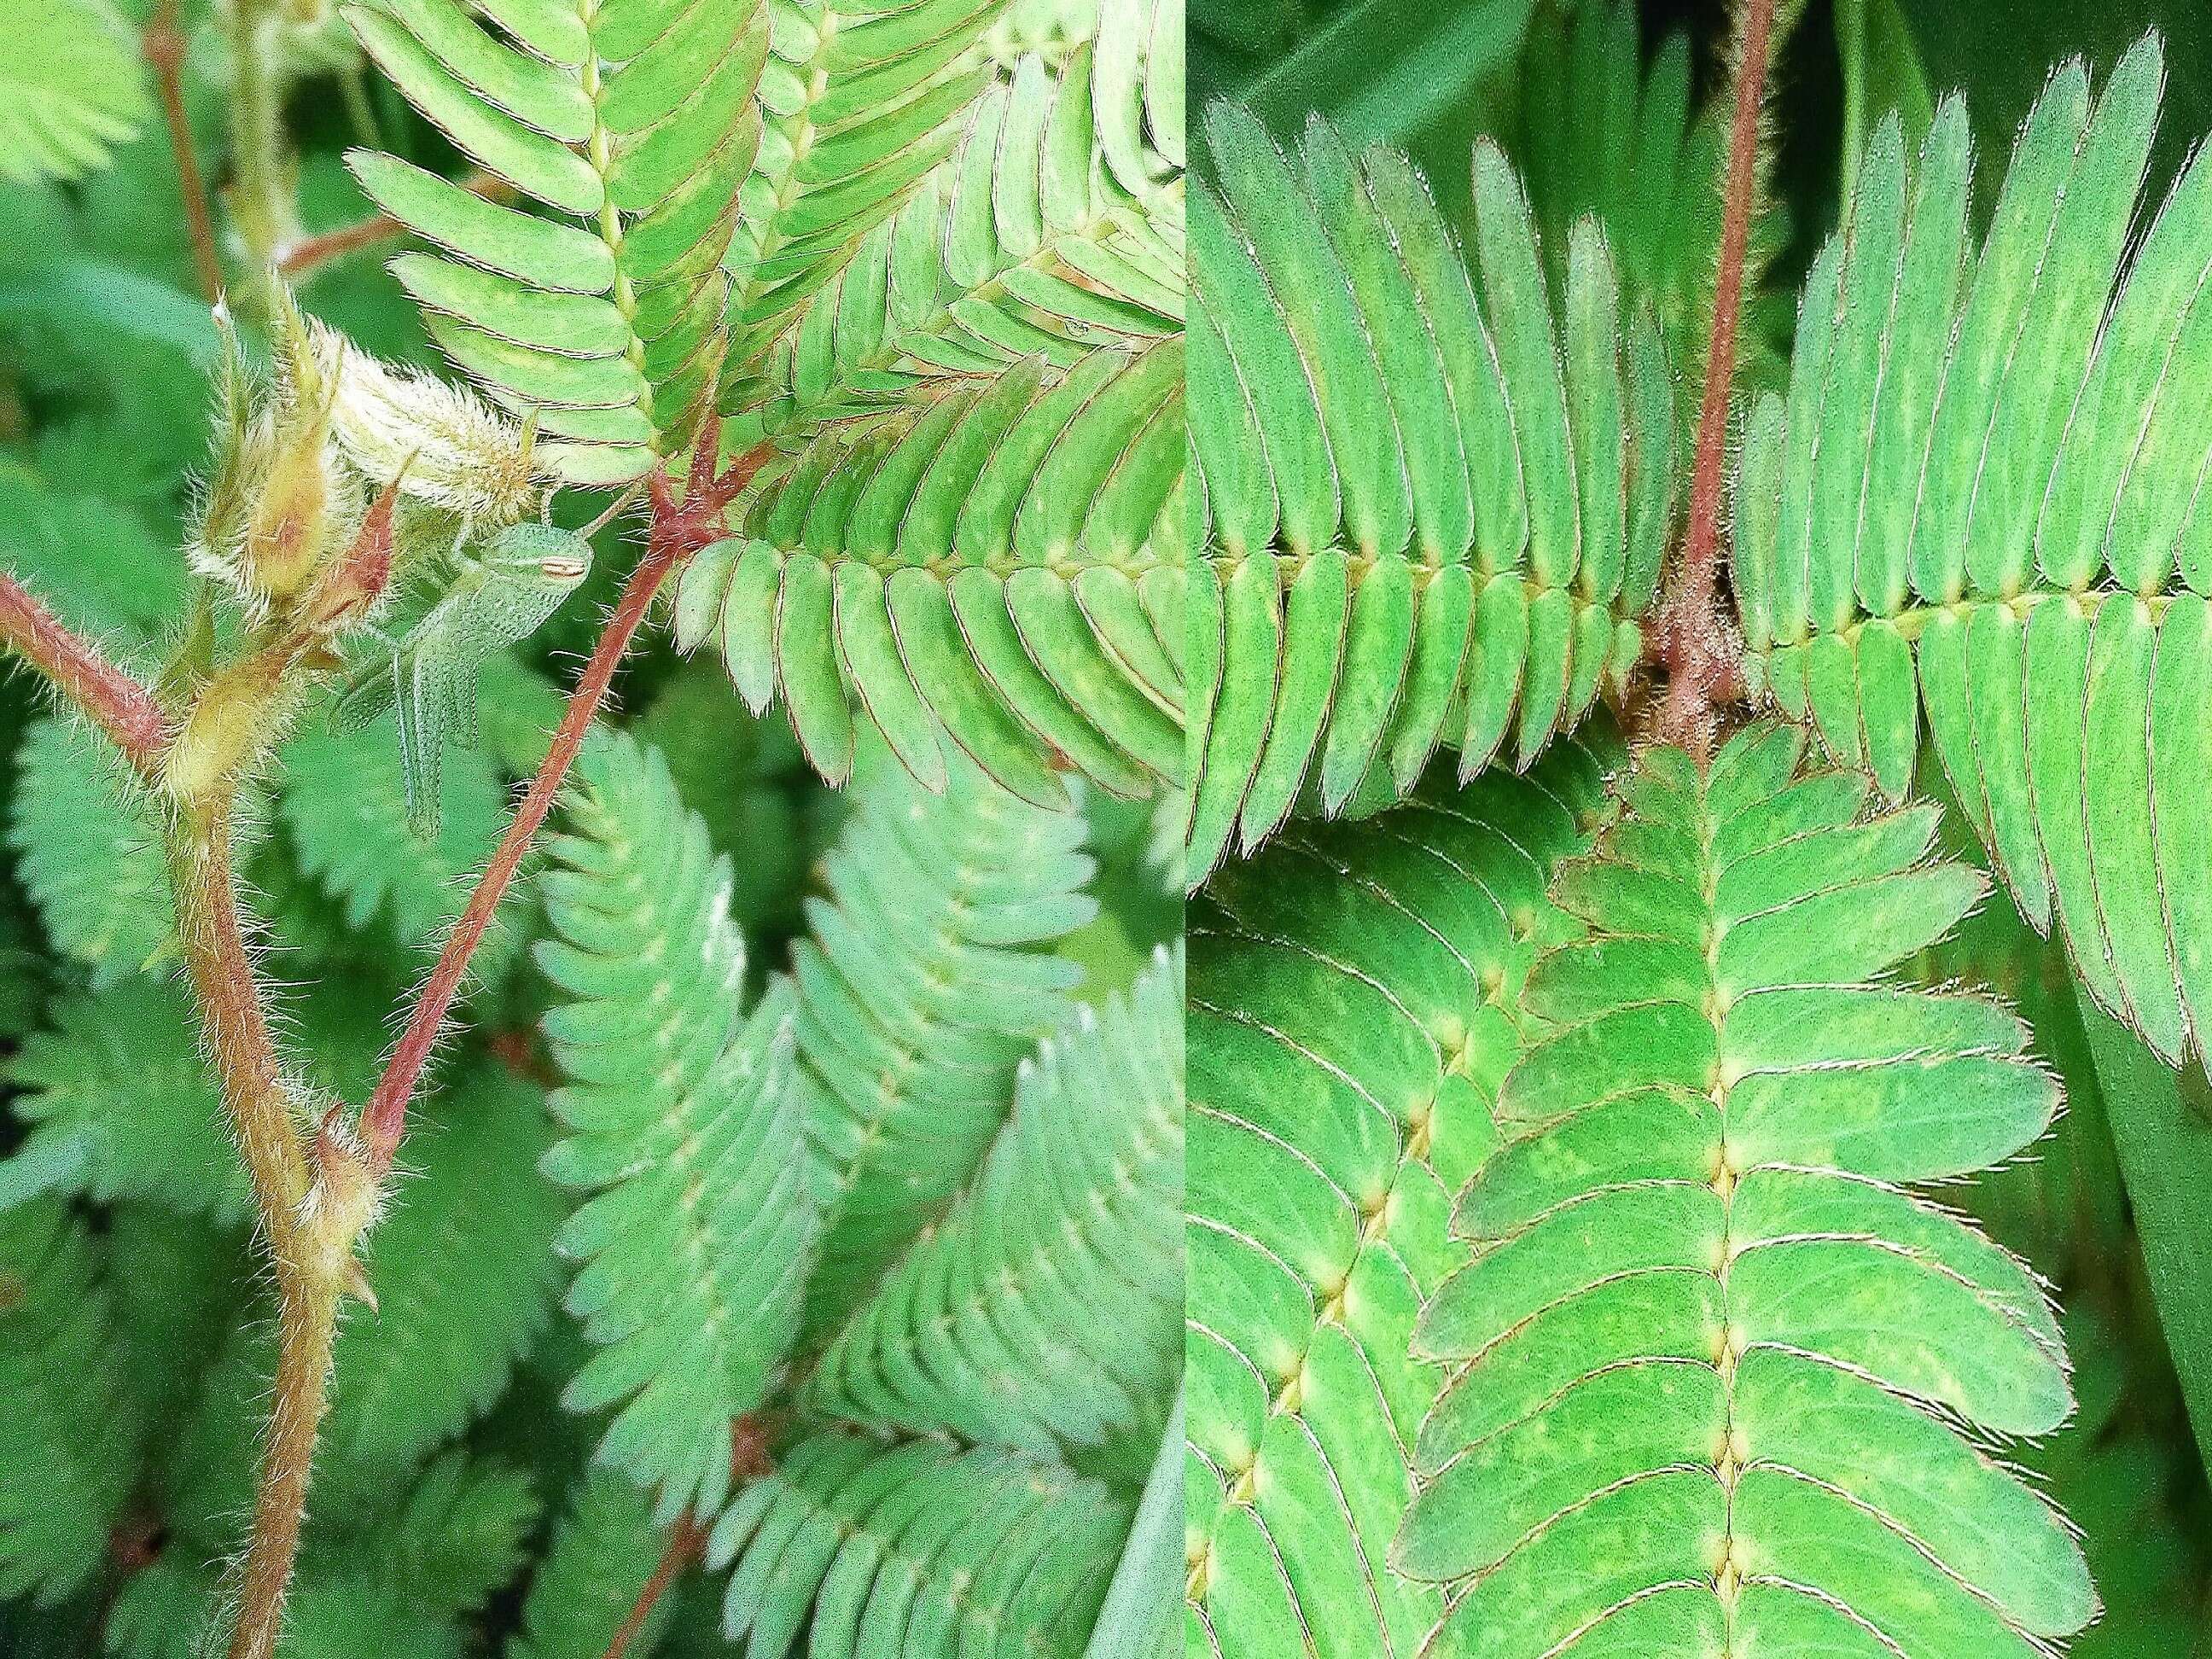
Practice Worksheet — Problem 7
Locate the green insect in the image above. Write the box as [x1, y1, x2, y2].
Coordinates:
[335, 521, 591, 835]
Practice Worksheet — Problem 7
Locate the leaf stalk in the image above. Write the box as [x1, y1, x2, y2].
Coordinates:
[0, 573, 173, 777]
[356, 430, 771, 1175]
[145, 0, 223, 303]
[1657, 0, 1778, 748]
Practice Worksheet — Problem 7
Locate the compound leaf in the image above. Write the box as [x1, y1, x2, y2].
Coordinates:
[1399, 725, 2088, 1657]
[1185, 734, 1615, 1656]
[706, 1434, 1132, 1659]
[0, 1198, 140, 1604]
[0, 0, 148, 185]
[1188, 104, 1674, 881]
[806, 949, 1183, 1484]
[346, 0, 775, 478]
[538, 728, 818, 1519]
[1734, 35, 2212, 1071]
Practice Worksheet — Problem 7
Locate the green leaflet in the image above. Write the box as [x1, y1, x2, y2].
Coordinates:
[346, 0, 775, 479]
[104, 1205, 242, 1447]
[148, 1319, 276, 1562]
[107, 1451, 539, 1659]
[1909, 811, 2133, 1284]
[2, 981, 242, 1221]
[1734, 35, 2212, 1069]
[721, 0, 1016, 368]
[676, 338, 1186, 807]
[2026, 1309, 2209, 1657]
[0, 1198, 141, 1604]
[2076, 997, 2212, 1471]
[1086, 1388, 1185, 1659]
[1185, 736, 1614, 1658]
[373, 1451, 541, 1617]
[668, 0, 1187, 806]
[1187, 104, 1674, 883]
[3, 980, 281, 1226]
[629, 658, 814, 932]
[0, 465, 185, 643]
[538, 729, 818, 1521]
[722, 6, 1184, 435]
[108, 1562, 468, 1659]
[792, 742, 1096, 1341]
[805, 951, 1183, 1484]
[279, 712, 521, 958]
[707, 952, 1179, 1658]
[1399, 725, 2087, 1657]
[0, 0, 148, 185]
[705, 1434, 1132, 1659]
[1512, 0, 1789, 445]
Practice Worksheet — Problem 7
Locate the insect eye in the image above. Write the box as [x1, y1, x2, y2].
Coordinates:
[540, 557, 587, 580]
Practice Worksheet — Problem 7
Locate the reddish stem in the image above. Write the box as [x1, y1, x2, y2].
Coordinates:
[603, 1517, 705, 1659]
[601, 1418, 774, 1659]
[0, 573, 173, 777]
[356, 434, 769, 1173]
[277, 172, 513, 279]
[145, 0, 222, 303]
[1660, 0, 1776, 740]
[225, 1258, 341, 1659]
[169, 792, 312, 1240]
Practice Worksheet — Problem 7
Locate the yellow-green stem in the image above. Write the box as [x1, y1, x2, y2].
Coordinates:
[225, 0, 293, 306]
[224, 1257, 343, 1659]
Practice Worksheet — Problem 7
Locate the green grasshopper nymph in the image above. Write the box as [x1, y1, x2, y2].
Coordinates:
[334, 521, 592, 835]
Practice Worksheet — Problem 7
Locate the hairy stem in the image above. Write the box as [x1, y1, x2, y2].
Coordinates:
[166, 795, 311, 1240]
[1658, 0, 1778, 745]
[0, 573, 173, 777]
[224, 1261, 341, 1659]
[357, 436, 768, 1173]
[603, 1517, 704, 1659]
[163, 763, 348, 1659]
[155, 607, 389, 1659]
[224, 1104, 380, 1659]
[602, 1417, 773, 1659]
[0, 573, 335, 1659]
[145, 0, 222, 302]
[355, 527, 679, 1167]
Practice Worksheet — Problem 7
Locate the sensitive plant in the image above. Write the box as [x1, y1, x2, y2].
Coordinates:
[9, 0, 2212, 1655]
[1186, 0, 2212, 1653]
[0, 0, 1186, 1652]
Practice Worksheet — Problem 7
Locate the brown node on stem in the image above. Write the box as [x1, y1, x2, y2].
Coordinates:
[730, 1412, 775, 1483]
[1641, 576, 1749, 760]
[1643, 0, 1779, 760]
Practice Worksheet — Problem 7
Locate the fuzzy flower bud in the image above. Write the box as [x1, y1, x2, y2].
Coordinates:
[194, 300, 261, 566]
[295, 476, 401, 636]
[192, 288, 365, 614]
[311, 320, 543, 527]
[237, 291, 346, 601]
[239, 413, 335, 600]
